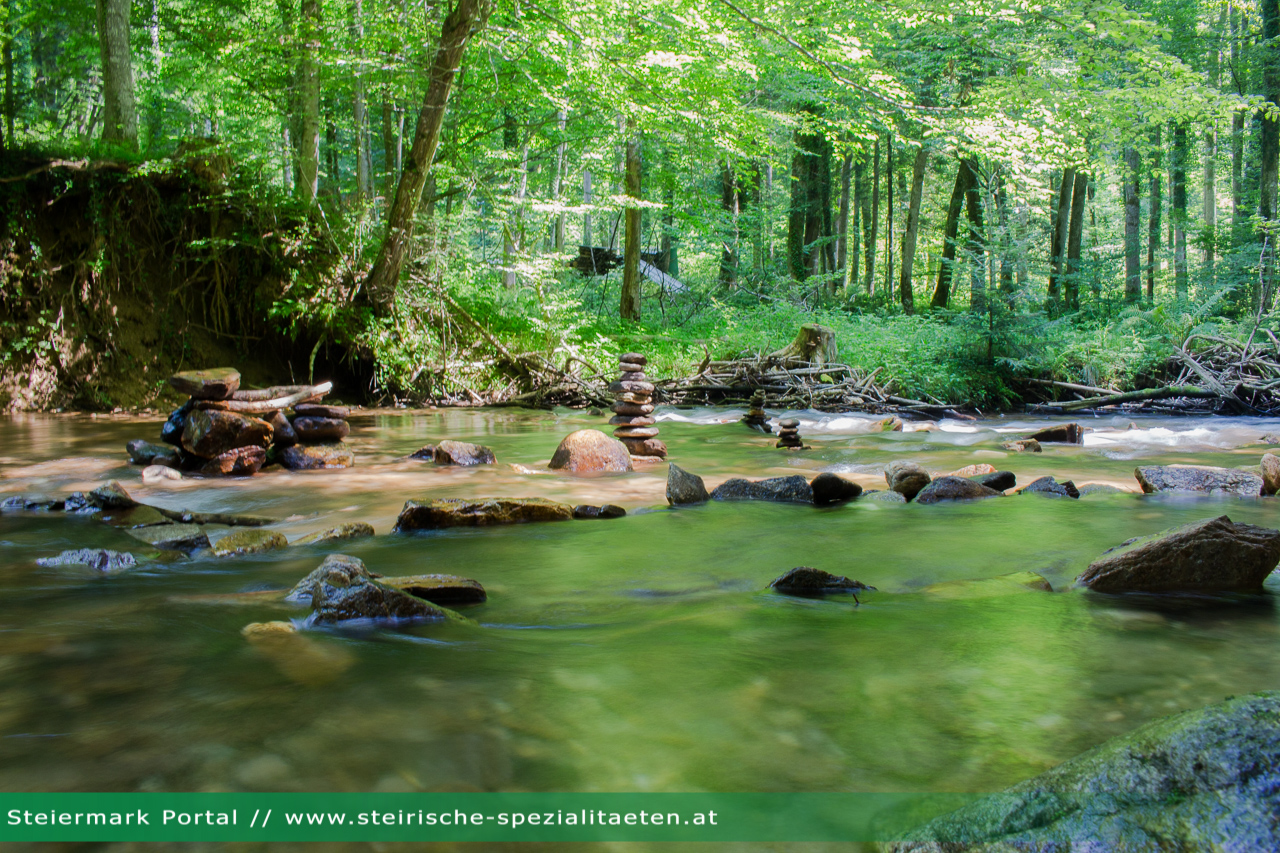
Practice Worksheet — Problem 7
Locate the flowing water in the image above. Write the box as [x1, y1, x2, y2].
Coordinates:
[3, 407, 1280, 812]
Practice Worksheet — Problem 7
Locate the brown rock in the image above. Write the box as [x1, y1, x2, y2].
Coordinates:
[612, 402, 655, 416]
[433, 440, 496, 466]
[294, 522, 375, 545]
[619, 352, 647, 365]
[169, 367, 240, 400]
[409, 445, 436, 460]
[1263, 453, 1280, 497]
[1134, 465, 1263, 498]
[612, 426, 659, 438]
[1003, 439, 1042, 453]
[200, 446, 267, 476]
[1076, 515, 1280, 593]
[393, 497, 574, 531]
[212, 528, 288, 557]
[948, 463, 997, 477]
[614, 391, 653, 405]
[292, 416, 351, 443]
[619, 362, 646, 373]
[268, 411, 298, 448]
[608, 380, 656, 394]
[181, 408, 273, 459]
[914, 476, 1002, 504]
[280, 443, 354, 470]
[294, 403, 351, 419]
[609, 415, 656, 426]
[620, 436, 667, 458]
[548, 429, 633, 473]
[1025, 422, 1085, 444]
[885, 460, 931, 501]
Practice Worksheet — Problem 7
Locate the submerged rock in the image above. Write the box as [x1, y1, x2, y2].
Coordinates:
[433, 440, 497, 466]
[286, 554, 375, 604]
[393, 497, 573, 531]
[887, 691, 1280, 853]
[1077, 483, 1130, 497]
[311, 572, 446, 625]
[915, 476, 1002, 504]
[200, 445, 266, 476]
[212, 528, 288, 557]
[1135, 464, 1263, 498]
[126, 439, 171, 465]
[948, 463, 997, 477]
[380, 574, 487, 605]
[922, 571, 1053, 599]
[810, 473, 862, 505]
[127, 523, 210, 552]
[884, 461, 931, 501]
[142, 464, 183, 485]
[572, 504, 626, 519]
[88, 480, 138, 510]
[169, 367, 240, 400]
[1076, 515, 1280, 593]
[181, 408, 273, 459]
[973, 470, 1016, 492]
[710, 475, 813, 504]
[280, 443, 354, 470]
[1002, 438, 1042, 453]
[241, 621, 297, 637]
[666, 463, 710, 505]
[1024, 422, 1085, 444]
[36, 549, 137, 573]
[408, 445, 436, 461]
[1263, 452, 1280, 496]
[293, 523, 375, 545]
[768, 567, 873, 598]
[548, 429, 633, 474]
[1018, 476, 1080, 499]
[862, 489, 907, 503]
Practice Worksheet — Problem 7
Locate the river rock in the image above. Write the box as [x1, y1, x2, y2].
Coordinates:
[169, 367, 240, 400]
[294, 403, 351, 420]
[409, 445, 436, 460]
[127, 523, 210, 552]
[609, 415, 655, 427]
[620, 352, 647, 365]
[160, 402, 193, 446]
[948, 463, 997, 477]
[242, 621, 297, 637]
[1263, 453, 1280, 496]
[292, 416, 350, 443]
[98, 504, 169, 528]
[608, 379, 656, 394]
[666, 463, 710, 505]
[286, 554, 374, 603]
[294, 522, 375, 545]
[768, 567, 873, 598]
[710, 475, 813, 504]
[548, 429, 633, 474]
[141, 465, 183, 484]
[126, 439, 170, 465]
[810, 473, 862, 505]
[88, 480, 138, 510]
[915, 476, 1002, 504]
[611, 402, 655, 417]
[619, 436, 668, 458]
[1076, 515, 1280, 593]
[1002, 438, 1041, 453]
[862, 489, 907, 503]
[886, 691, 1280, 853]
[974, 471, 1016, 492]
[884, 460, 931, 501]
[310, 572, 446, 625]
[433, 440, 496, 466]
[572, 504, 626, 519]
[922, 571, 1054, 599]
[36, 549, 137, 573]
[1024, 422, 1084, 444]
[393, 497, 573, 531]
[1018, 476, 1080, 499]
[1134, 464, 1263, 497]
[1078, 483, 1129, 497]
[181, 408, 273, 458]
[268, 411, 298, 448]
[280, 443, 354, 470]
[612, 426, 660, 438]
[200, 446, 267, 476]
[379, 574, 487, 605]
[212, 528, 288, 557]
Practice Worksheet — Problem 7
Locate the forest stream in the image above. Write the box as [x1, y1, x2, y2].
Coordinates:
[2, 407, 1279, 806]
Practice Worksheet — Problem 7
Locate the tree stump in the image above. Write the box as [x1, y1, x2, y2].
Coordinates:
[770, 324, 837, 368]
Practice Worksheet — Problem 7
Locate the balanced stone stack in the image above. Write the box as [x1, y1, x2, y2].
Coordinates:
[741, 389, 771, 433]
[609, 352, 667, 461]
[282, 403, 354, 470]
[775, 418, 803, 449]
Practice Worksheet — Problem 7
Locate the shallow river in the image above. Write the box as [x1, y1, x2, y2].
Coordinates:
[2, 407, 1280, 811]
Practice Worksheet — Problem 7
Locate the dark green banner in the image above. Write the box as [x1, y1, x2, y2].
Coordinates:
[0, 792, 981, 842]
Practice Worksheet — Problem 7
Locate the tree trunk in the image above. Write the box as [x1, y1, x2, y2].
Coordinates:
[1048, 167, 1075, 303]
[771, 324, 837, 368]
[966, 158, 988, 312]
[865, 138, 879, 293]
[1149, 126, 1163, 300]
[661, 175, 678, 277]
[899, 146, 928, 315]
[787, 109, 827, 282]
[293, 0, 321, 206]
[620, 124, 642, 321]
[1064, 171, 1088, 310]
[1263, 0, 1280, 220]
[582, 168, 593, 247]
[720, 160, 739, 290]
[1124, 146, 1142, 303]
[351, 0, 370, 204]
[1172, 123, 1190, 298]
[835, 151, 852, 288]
[96, 0, 138, 149]
[364, 0, 491, 316]
[1232, 2, 1246, 244]
[552, 109, 567, 252]
[851, 158, 864, 291]
[995, 173, 1014, 296]
[3, 0, 14, 148]
[504, 138, 528, 290]
[885, 134, 895, 295]
[931, 159, 972, 309]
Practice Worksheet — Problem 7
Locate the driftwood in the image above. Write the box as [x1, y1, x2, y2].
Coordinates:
[195, 382, 332, 414]
[1044, 385, 1218, 412]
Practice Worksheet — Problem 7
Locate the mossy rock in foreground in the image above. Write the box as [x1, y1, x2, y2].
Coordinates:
[885, 691, 1280, 852]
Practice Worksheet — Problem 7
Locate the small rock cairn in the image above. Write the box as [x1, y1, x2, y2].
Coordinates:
[609, 352, 667, 461]
[775, 417, 803, 449]
[741, 389, 771, 432]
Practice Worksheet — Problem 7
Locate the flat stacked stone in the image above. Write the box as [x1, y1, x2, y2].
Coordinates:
[609, 353, 667, 460]
[775, 417, 803, 449]
[282, 403, 353, 470]
[741, 389, 771, 433]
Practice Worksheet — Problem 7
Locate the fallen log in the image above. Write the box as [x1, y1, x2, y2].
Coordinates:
[1043, 385, 1220, 412]
[195, 382, 332, 414]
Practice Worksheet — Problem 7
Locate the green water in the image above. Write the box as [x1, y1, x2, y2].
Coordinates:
[2, 407, 1280, 808]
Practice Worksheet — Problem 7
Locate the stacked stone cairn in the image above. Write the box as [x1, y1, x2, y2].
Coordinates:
[126, 368, 354, 476]
[775, 418, 803, 449]
[609, 352, 667, 461]
[741, 389, 771, 433]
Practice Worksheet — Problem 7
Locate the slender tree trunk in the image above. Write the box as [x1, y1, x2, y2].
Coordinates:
[1233, 2, 1246, 244]
[582, 168, 593, 247]
[787, 109, 826, 281]
[885, 134, 895, 295]
[96, 0, 138, 149]
[504, 139, 528, 289]
[620, 124, 642, 320]
[365, 0, 491, 315]
[720, 160, 739, 290]
[851, 159, 864, 291]
[967, 159, 988, 312]
[1262, 0, 1280, 220]
[1149, 125, 1163, 300]
[3, 0, 14, 148]
[1063, 172, 1087, 310]
[552, 109, 567, 252]
[381, 91, 396, 199]
[865, 138, 880, 293]
[835, 151, 852, 288]
[1048, 167, 1075, 303]
[661, 175, 678, 276]
[1172, 124, 1190, 298]
[931, 159, 973, 309]
[1124, 147, 1142, 303]
[295, 0, 321, 205]
[351, 0, 370, 204]
[995, 173, 1014, 296]
[898, 147, 928, 315]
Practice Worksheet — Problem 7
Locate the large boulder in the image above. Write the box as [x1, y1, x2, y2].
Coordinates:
[1018, 475, 1079, 499]
[887, 692, 1280, 853]
[548, 429, 633, 474]
[433, 440, 497, 466]
[915, 476, 1001, 504]
[710, 475, 813, 504]
[810, 473, 862, 505]
[1024, 422, 1084, 444]
[1076, 515, 1280, 593]
[280, 443, 354, 470]
[181, 409, 273, 459]
[169, 367, 240, 400]
[200, 446, 266, 477]
[393, 497, 573, 531]
[768, 567, 873, 598]
[292, 416, 350, 443]
[1263, 452, 1280, 496]
[666, 463, 710, 505]
[1135, 465, 1263, 498]
[885, 461, 931, 501]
